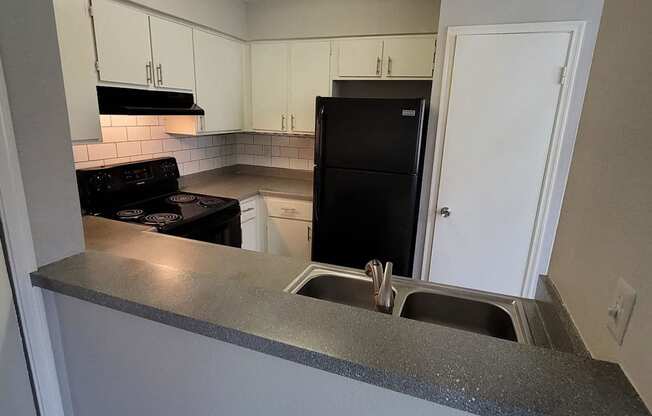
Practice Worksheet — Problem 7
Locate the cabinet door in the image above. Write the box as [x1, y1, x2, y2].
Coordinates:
[241, 217, 258, 251]
[251, 43, 289, 131]
[383, 36, 436, 78]
[267, 217, 311, 260]
[149, 16, 195, 90]
[289, 41, 331, 133]
[53, 0, 101, 141]
[92, 0, 152, 86]
[194, 30, 243, 132]
[335, 39, 383, 78]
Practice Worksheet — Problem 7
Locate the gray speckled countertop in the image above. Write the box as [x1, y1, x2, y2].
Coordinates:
[32, 217, 649, 416]
[180, 165, 313, 201]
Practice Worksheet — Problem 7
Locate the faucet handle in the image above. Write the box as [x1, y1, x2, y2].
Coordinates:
[383, 262, 393, 282]
[365, 259, 383, 294]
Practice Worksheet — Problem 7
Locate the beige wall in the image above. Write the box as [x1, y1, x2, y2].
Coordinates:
[246, 0, 440, 40]
[548, 0, 652, 408]
[130, 0, 248, 39]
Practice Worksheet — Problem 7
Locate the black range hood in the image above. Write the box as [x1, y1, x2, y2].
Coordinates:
[97, 86, 204, 116]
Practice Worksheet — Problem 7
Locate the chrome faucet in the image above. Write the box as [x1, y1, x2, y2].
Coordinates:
[365, 259, 394, 314]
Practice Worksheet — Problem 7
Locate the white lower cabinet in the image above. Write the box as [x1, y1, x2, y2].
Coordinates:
[264, 197, 312, 260]
[240, 196, 264, 252]
[241, 217, 258, 251]
[267, 217, 312, 260]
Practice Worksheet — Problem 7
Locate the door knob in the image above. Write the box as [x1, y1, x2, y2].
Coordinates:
[439, 207, 451, 218]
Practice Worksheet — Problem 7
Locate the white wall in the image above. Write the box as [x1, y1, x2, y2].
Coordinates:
[547, 0, 652, 408]
[0, 0, 85, 266]
[417, 0, 604, 278]
[0, 237, 36, 416]
[246, 0, 440, 40]
[130, 0, 248, 39]
[49, 292, 470, 416]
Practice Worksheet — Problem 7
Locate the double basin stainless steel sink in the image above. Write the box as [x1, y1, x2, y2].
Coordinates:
[285, 264, 533, 344]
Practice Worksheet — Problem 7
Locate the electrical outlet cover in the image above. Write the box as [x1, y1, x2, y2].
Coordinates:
[607, 278, 637, 345]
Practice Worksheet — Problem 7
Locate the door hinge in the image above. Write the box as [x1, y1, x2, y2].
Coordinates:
[94, 61, 100, 73]
[559, 66, 568, 85]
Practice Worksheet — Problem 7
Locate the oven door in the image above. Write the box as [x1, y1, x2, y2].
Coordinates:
[164, 205, 242, 248]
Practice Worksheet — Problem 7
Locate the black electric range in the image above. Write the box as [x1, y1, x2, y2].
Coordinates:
[77, 157, 242, 247]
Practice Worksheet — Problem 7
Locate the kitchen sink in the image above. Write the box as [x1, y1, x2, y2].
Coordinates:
[285, 264, 533, 344]
[399, 292, 517, 341]
[296, 274, 381, 311]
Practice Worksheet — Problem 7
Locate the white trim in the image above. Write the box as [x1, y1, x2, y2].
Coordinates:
[0, 57, 65, 415]
[421, 21, 586, 299]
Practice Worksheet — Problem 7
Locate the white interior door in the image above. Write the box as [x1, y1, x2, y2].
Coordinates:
[149, 16, 195, 90]
[194, 30, 243, 132]
[430, 32, 572, 296]
[383, 36, 436, 78]
[289, 41, 331, 133]
[251, 43, 289, 131]
[336, 39, 383, 78]
[92, 0, 151, 86]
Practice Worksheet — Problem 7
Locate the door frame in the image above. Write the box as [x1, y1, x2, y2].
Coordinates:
[0, 57, 66, 415]
[421, 21, 586, 298]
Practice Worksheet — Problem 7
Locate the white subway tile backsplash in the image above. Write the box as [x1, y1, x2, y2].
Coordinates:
[298, 148, 313, 160]
[101, 126, 128, 142]
[280, 146, 298, 158]
[183, 160, 200, 175]
[140, 140, 163, 154]
[75, 160, 104, 169]
[104, 157, 131, 165]
[254, 155, 272, 167]
[72, 145, 89, 162]
[150, 125, 172, 139]
[110, 115, 132, 127]
[130, 154, 152, 162]
[100, 115, 112, 127]
[190, 148, 206, 160]
[116, 141, 142, 157]
[253, 135, 271, 146]
[290, 137, 314, 148]
[162, 138, 182, 152]
[212, 136, 225, 146]
[236, 134, 254, 144]
[272, 136, 290, 146]
[289, 158, 309, 170]
[136, 116, 159, 126]
[173, 150, 191, 163]
[87, 143, 117, 160]
[238, 154, 254, 165]
[199, 158, 217, 171]
[127, 126, 150, 141]
[271, 157, 290, 168]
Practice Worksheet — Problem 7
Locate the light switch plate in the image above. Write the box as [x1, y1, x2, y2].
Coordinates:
[607, 278, 637, 345]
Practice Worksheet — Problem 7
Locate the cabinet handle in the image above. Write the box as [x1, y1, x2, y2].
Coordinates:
[291, 114, 295, 130]
[281, 114, 286, 131]
[242, 208, 254, 213]
[200, 116, 205, 131]
[156, 64, 163, 85]
[281, 207, 298, 214]
[387, 56, 392, 76]
[376, 57, 381, 75]
[307, 225, 312, 242]
[146, 61, 153, 84]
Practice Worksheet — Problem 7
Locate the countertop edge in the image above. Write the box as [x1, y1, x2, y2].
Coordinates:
[31, 269, 513, 416]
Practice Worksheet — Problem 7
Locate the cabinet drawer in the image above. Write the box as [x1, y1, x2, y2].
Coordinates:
[240, 198, 257, 222]
[265, 198, 312, 221]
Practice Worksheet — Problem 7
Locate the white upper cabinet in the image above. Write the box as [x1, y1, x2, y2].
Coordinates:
[194, 30, 243, 132]
[289, 41, 331, 133]
[335, 38, 384, 78]
[383, 36, 436, 78]
[333, 35, 436, 80]
[92, 0, 152, 87]
[149, 17, 195, 90]
[251, 43, 289, 132]
[53, 0, 101, 141]
[92, 0, 194, 90]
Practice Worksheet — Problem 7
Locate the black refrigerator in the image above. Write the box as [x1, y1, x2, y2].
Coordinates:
[312, 97, 427, 277]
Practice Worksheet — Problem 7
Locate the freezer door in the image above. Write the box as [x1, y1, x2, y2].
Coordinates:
[312, 167, 419, 277]
[315, 97, 425, 175]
